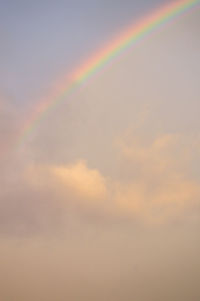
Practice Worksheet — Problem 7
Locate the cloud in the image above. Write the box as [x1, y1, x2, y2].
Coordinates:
[27, 133, 199, 224]
[51, 160, 107, 201]
[113, 133, 200, 222]
[113, 176, 199, 223]
[1, 100, 200, 236]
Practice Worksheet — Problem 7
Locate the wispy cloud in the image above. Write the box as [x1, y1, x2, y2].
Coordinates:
[20, 133, 200, 225]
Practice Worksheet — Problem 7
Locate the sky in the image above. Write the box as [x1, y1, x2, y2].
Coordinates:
[0, 0, 200, 300]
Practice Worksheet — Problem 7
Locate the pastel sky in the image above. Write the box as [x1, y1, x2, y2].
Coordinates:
[0, 1, 200, 300]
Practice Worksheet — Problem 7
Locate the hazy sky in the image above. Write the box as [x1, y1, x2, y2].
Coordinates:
[0, 1, 200, 300]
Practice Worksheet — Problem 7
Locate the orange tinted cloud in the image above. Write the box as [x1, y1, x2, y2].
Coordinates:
[51, 160, 107, 201]
[25, 133, 200, 223]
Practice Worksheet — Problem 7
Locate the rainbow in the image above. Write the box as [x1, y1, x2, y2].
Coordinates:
[18, 0, 200, 145]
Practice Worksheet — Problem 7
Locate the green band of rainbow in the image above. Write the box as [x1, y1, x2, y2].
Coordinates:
[18, 0, 200, 146]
